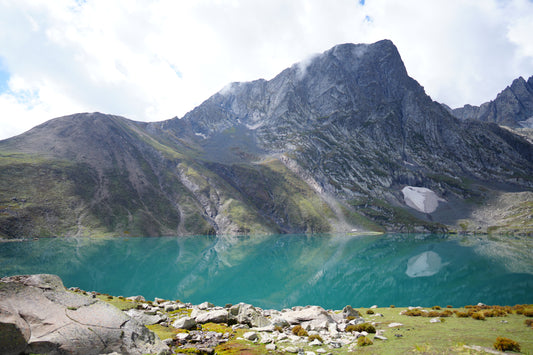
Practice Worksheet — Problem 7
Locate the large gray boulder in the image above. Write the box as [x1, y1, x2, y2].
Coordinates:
[0, 274, 169, 355]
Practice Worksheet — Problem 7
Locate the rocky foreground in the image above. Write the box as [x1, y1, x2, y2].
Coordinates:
[1, 274, 531, 354]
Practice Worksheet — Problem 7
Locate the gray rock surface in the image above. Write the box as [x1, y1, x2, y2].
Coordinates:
[0, 274, 168, 355]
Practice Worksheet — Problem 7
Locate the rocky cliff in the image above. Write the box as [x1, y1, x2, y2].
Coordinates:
[1, 40, 532, 237]
[451, 76, 533, 128]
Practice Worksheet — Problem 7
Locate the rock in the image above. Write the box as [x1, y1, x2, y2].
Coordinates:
[196, 309, 228, 324]
[316, 349, 327, 353]
[282, 306, 334, 325]
[175, 333, 191, 342]
[430, 317, 441, 323]
[265, 343, 277, 350]
[125, 308, 165, 325]
[127, 295, 146, 302]
[374, 335, 388, 340]
[342, 305, 360, 319]
[309, 339, 323, 346]
[370, 305, 378, 309]
[284, 346, 300, 353]
[243, 331, 258, 341]
[388, 322, 403, 327]
[0, 304, 30, 355]
[305, 352, 316, 355]
[173, 317, 197, 330]
[198, 301, 214, 310]
[0, 274, 169, 355]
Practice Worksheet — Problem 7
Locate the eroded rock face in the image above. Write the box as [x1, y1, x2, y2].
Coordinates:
[0, 274, 169, 355]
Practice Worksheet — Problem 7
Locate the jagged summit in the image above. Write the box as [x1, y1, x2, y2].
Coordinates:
[452, 75, 533, 127]
[1, 40, 532, 238]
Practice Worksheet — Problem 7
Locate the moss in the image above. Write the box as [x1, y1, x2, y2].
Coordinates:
[357, 336, 373, 346]
[291, 325, 308, 337]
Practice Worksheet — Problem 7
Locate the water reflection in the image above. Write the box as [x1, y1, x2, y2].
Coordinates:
[0, 233, 532, 309]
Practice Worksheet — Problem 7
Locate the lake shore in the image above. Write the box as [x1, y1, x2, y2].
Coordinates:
[1, 274, 532, 354]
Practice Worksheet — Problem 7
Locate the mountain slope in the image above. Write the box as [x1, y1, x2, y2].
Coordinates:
[1, 40, 532, 238]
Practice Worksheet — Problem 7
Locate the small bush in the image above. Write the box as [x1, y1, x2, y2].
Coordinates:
[456, 311, 469, 318]
[525, 319, 533, 327]
[357, 336, 373, 347]
[118, 296, 125, 300]
[274, 325, 283, 332]
[446, 305, 453, 308]
[523, 309, 533, 317]
[425, 311, 441, 318]
[292, 325, 308, 337]
[432, 306, 441, 310]
[308, 334, 323, 343]
[471, 312, 485, 320]
[366, 309, 374, 315]
[440, 310, 453, 317]
[346, 323, 376, 333]
[404, 309, 423, 317]
[106, 295, 114, 300]
[494, 337, 520, 352]
[390, 305, 395, 308]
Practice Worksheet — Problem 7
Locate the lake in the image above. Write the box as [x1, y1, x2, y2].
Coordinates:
[1, 233, 532, 310]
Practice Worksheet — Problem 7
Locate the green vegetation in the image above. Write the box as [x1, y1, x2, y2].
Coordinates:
[494, 336, 521, 352]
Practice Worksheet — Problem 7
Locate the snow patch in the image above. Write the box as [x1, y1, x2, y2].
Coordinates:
[406, 251, 445, 278]
[401, 186, 444, 214]
[194, 132, 207, 139]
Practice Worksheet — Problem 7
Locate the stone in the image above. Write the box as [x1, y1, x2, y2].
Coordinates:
[198, 301, 214, 310]
[309, 339, 323, 346]
[316, 349, 327, 353]
[173, 317, 197, 330]
[281, 306, 334, 325]
[0, 304, 30, 355]
[305, 352, 316, 355]
[196, 309, 228, 324]
[0, 274, 169, 355]
[370, 305, 378, 309]
[243, 331, 258, 341]
[342, 305, 360, 319]
[265, 343, 277, 351]
[430, 317, 441, 323]
[127, 295, 146, 302]
[284, 346, 300, 353]
[374, 335, 388, 340]
[388, 322, 404, 327]
[125, 308, 165, 325]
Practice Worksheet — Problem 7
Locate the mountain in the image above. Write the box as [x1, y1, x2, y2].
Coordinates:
[1, 40, 532, 238]
[451, 76, 533, 128]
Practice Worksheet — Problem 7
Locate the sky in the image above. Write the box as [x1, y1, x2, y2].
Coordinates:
[0, 0, 532, 140]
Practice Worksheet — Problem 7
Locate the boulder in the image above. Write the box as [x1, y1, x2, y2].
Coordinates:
[125, 308, 165, 325]
[342, 305, 360, 319]
[173, 317, 197, 330]
[0, 304, 31, 355]
[195, 309, 228, 324]
[281, 306, 334, 325]
[243, 331, 258, 341]
[0, 274, 169, 355]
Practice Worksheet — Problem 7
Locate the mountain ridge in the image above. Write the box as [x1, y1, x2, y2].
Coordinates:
[1, 40, 532, 237]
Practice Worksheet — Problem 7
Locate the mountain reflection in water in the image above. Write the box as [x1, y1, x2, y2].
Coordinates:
[1, 233, 531, 309]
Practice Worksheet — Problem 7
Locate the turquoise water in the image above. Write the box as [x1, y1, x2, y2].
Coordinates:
[1, 234, 531, 309]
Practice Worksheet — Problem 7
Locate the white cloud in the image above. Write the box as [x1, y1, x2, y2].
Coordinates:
[0, 0, 532, 139]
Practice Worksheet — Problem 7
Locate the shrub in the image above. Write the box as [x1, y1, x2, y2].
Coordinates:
[366, 309, 374, 315]
[274, 325, 283, 332]
[440, 310, 453, 317]
[471, 312, 485, 320]
[404, 309, 423, 317]
[456, 311, 469, 318]
[106, 295, 114, 300]
[390, 305, 395, 308]
[292, 325, 308, 337]
[308, 334, 323, 343]
[432, 306, 441, 310]
[446, 305, 453, 308]
[346, 323, 376, 333]
[494, 337, 520, 352]
[525, 319, 533, 327]
[357, 336, 373, 347]
[425, 311, 441, 318]
[523, 309, 533, 317]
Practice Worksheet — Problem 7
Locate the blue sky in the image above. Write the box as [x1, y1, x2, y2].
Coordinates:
[0, 0, 532, 140]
